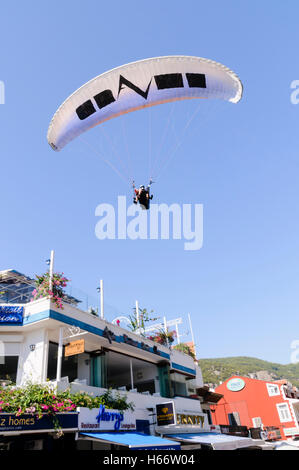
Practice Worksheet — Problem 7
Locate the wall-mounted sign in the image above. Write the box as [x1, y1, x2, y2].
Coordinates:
[65, 339, 85, 357]
[78, 406, 136, 432]
[0, 306, 23, 325]
[0, 412, 78, 434]
[102, 327, 162, 357]
[176, 413, 205, 426]
[227, 378, 246, 392]
[156, 402, 205, 428]
[156, 402, 176, 426]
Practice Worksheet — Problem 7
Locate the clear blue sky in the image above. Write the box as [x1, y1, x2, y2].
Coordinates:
[0, 1, 298, 364]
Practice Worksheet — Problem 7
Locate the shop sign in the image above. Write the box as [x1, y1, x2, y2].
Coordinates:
[78, 405, 136, 432]
[284, 427, 299, 437]
[0, 306, 23, 325]
[156, 402, 205, 427]
[0, 413, 78, 433]
[65, 339, 85, 357]
[176, 413, 205, 426]
[156, 402, 176, 426]
[102, 327, 161, 356]
[227, 378, 246, 392]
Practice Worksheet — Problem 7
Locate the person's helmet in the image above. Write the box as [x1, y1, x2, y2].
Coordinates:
[140, 185, 145, 189]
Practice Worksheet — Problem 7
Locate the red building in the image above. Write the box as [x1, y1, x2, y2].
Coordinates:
[212, 376, 299, 440]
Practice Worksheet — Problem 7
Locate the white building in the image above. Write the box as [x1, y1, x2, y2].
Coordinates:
[0, 275, 268, 450]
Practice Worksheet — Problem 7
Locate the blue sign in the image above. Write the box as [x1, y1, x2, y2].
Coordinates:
[0, 306, 24, 325]
[95, 405, 124, 430]
[0, 412, 78, 432]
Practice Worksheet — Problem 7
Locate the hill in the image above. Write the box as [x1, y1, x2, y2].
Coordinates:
[198, 356, 299, 388]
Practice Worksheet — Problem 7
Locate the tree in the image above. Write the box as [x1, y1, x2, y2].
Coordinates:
[127, 307, 159, 336]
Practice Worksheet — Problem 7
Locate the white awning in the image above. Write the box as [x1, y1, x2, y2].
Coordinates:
[165, 432, 256, 450]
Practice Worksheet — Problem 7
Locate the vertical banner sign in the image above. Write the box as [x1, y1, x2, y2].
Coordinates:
[156, 402, 176, 426]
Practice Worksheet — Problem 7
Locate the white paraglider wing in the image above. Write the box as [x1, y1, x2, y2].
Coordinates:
[47, 56, 243, 151]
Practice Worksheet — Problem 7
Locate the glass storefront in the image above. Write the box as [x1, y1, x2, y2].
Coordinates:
[46, 343, 187, 399]
[106, 350, 157, 394]
[47, 341, 79, 382]
[0, 356, 19, 383]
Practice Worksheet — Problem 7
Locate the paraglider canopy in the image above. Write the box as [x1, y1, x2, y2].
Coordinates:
[47, 55, 243, 152]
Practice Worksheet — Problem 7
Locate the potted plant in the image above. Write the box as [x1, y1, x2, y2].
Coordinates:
[148, 328, 176, 347]
[31, 271, 69, 309]
[173, 342, 196, 359]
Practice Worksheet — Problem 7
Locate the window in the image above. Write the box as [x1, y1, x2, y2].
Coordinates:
[0, 356, 19, 383]
[276, 403, 292, 423]
[171, 380, 187, 397]
[47, 342, 78, 382]
[267, 383, 280, 396]
[252, 417, 263, 428]
[228, 412, 241, 426]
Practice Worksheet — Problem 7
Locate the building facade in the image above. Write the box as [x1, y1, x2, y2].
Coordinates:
[0, 295, 211, 449]
[0, 280, 270, 450]
[212, 376, 299, 440]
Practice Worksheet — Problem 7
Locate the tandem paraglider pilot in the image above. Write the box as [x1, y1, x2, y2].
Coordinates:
[133, 181, 153, 210]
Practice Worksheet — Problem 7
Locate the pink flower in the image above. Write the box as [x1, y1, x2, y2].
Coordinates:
[26, 406, 36, 413]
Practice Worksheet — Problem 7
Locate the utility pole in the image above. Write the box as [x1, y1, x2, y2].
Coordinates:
[135, 300, 140, 333]
[49, 250, 55, 293]
[100, 279, 104, 319]
[164, 316, 169, 347]
[175, 322, 181, 345]
[188, 313, 196, 358]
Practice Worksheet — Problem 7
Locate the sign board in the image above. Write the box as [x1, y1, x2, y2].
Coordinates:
[156, 402, 176, 426]
[132, 443, 181, 450]
[78, 405, 136, 432]
[227, 378, 246, 392]
[176, 412, 205, 426]
[0, 306, 23, 325]
[65, 339, 85, 357]
[101, 327, 163, 357]
[0, 413, 78, 434]
[156, 402, 206, 428]
[284, 427, 299, 437]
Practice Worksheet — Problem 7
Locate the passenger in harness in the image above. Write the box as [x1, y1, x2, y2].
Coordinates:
[133, 181, 153, 210]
